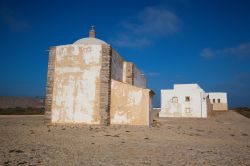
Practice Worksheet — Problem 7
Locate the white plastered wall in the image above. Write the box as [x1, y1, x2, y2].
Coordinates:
[160, 84, 208, 118]
[51, 44, 102, 124]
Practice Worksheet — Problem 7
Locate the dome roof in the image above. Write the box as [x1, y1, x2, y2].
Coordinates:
[73, 37, 108, 45]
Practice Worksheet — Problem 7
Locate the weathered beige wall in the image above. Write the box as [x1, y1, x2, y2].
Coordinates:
[51, 45, 102, 124]
[111, 49, 124, 82]
[110, 79, 151, 126]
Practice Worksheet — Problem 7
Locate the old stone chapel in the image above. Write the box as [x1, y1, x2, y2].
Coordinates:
[44, 26, 154, 126]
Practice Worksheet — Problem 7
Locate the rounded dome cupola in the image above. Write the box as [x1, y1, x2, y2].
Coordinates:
[73, 26, 108, 45]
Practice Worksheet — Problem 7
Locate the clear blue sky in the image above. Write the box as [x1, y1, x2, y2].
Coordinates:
[0, 0, 250, 108]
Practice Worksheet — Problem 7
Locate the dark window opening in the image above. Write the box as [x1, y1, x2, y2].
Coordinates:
[213, 99, 215, 103]
[185, 96, 190, 102]
[218, 99, 221, 103]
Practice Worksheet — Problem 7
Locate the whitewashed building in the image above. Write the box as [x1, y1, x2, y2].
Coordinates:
[160, 84, 212, 118]
[207, 92, 228, 111]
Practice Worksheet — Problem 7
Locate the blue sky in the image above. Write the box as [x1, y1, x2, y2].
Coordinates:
[0, 0, 250, 108]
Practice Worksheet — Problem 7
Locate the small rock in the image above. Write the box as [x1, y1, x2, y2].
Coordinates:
[17, 161, 27, 165]
[4, 161, 10, 165]
[15, 150, 24, 153]
[9, 149, 24, 153]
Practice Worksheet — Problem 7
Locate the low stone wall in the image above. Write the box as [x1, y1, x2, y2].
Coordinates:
[151, 108, 160, 121]
[212, 103, 228, 111]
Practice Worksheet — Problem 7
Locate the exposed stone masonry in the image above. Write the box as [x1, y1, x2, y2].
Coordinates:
[99, 44, 112, 125]
[44, 47, 56, 123]
[124, 62, 134, 85]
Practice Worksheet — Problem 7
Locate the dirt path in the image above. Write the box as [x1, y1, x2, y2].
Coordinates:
[0, 111, 249, 165]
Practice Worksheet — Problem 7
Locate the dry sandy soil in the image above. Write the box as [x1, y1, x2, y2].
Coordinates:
[0, 111, 249, 166]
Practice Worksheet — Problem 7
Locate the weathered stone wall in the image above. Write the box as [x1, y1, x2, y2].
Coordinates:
[110, 49, 146, 89]
[122, 62, 134, 85]
[111, 49, 124, 82]
[110, 79, 151, 126]
[50, 45, 102, 124]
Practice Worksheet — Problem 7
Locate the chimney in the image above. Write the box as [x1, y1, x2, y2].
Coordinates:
[89, 25, 96, 38]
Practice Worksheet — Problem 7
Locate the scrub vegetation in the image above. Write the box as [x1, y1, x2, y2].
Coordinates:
[0, 107, 44, 115]
[234, 107, 250, 118]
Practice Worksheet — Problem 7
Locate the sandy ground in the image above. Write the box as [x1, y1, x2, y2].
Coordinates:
[0, 111, 249, 166]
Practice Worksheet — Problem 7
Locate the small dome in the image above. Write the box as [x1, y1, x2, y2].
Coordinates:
[73, 37, 108, 45]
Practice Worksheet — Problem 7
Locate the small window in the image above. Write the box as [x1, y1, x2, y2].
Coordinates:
[213, 99, 216, 103]
[172, 97, 178, 103]
[218, 99, 220, 103]
[185, 96, 190, 102]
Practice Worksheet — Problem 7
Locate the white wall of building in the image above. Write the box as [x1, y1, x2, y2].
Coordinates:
[160, 84, 210, 118]
[207, 92, 228, 111]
